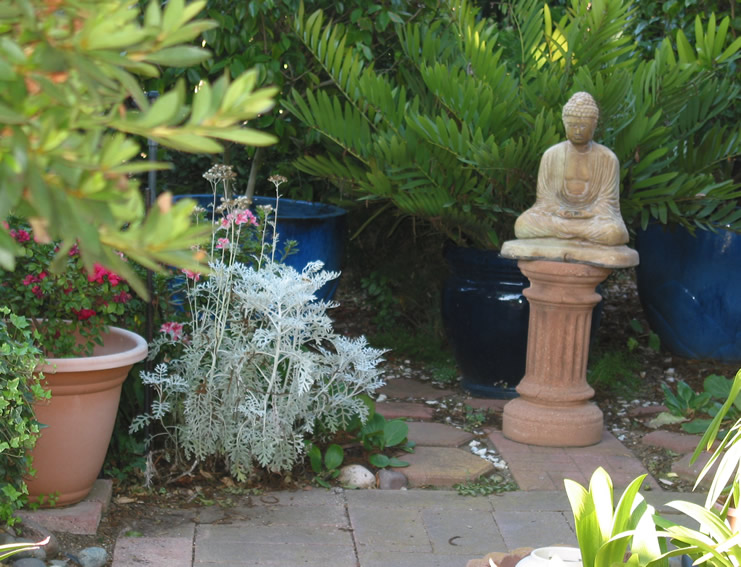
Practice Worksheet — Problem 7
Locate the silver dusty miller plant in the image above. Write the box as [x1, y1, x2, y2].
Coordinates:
[131, 167, 386, 479]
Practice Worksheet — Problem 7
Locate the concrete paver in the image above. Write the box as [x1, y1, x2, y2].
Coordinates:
[17, 479, 111, 535]
[402, 446, 495, 487]
[489, 430, 661, 490]
[113, 537, 192, 567]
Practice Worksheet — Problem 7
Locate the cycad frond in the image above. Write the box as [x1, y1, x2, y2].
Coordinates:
[294, 4, 365, 102]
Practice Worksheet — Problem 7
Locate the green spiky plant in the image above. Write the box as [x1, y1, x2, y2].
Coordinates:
[565, 467, 667, 567]
[284, 0, 741, 250]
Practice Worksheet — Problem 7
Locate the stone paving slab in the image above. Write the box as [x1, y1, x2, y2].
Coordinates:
[376, 401, 435, 420]
[379, 378, 455, 400]
[489, 430, 661, 491]
[672, 450, 714, 487]
[112, 536, 192, 567]
[642, 430, 703, 454]
[17, 479, 112, 535]
[401, 446, 495, 487]
[407, 421, 476, 447]
[465, 398, 508, 412]
[194, 539, 357, 565]
[357, 551, 474, 567]
[422, 508, 504, 555]
[345, 489, 494, 511]
[493, 510, 576, 550]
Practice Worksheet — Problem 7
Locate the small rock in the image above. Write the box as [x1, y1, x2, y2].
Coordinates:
[50, 561, 70, 566]
[0, 532, 15, 546]
[375, 394, 388, 403]
[12, 538, 46, 561]
[338, 464, 375, 489]
[78, 546, 108, 567]
[376, 469, 408, 490]
[17, 518, 59, 559]
[10, 558, 46, 567]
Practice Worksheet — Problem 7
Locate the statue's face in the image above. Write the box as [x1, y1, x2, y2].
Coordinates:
[563, 116, 596, 145]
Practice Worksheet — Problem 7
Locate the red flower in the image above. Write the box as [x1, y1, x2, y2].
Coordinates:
[22, 274, 37, 286]
[31, 285, 42, 299]
[10, 228, 30, 243]
[72, 308, 97, 321]
[113, 290, 132, 304]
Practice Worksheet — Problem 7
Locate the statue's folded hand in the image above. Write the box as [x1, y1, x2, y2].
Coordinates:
[556, 208, 594, 220]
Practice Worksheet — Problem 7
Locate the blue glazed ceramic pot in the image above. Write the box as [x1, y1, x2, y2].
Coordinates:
[441, 246, 529, 399]
[175, 194, 348, 301]
[636, 223, 741, 362]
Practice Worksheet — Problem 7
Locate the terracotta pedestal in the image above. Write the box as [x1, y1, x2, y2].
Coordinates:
[502, 260, 611, 447]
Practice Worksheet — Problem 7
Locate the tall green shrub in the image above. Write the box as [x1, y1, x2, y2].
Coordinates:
[285, 0, 741, 249]
[0, 0, 278, 295]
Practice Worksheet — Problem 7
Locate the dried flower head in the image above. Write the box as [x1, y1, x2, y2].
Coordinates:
[203, 164, 237, 183]
[268, 175, 288, 189]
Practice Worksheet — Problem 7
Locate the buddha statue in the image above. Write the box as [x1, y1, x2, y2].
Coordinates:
[514, 92, 629, 246]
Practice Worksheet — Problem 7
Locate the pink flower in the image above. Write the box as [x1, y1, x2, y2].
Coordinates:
[221, 215, 232, 228]
[182, 269, 201, 281]
[72, 308, 97, 321]
[22, 274, 37, 286]
[234, 210, 257, 226]
[88, 263, 122, 287]
[160, 321, 184, 341]
[31, 285, 42, 299]
[68, 244, 79, 256]
[215, 238, 230, 250]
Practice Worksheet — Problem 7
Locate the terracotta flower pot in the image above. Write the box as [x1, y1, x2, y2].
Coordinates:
[26, 326, 147, 507]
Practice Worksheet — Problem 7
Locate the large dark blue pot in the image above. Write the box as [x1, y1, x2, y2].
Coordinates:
[175, 194, 348, 301]
[441, 247, 530, 399]
[636, 223, 741, 362]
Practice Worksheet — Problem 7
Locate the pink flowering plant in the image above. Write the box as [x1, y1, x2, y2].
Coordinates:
[0, 218, 142, 357]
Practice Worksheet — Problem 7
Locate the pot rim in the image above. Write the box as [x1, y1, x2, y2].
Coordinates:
[36, 325, 148, 373]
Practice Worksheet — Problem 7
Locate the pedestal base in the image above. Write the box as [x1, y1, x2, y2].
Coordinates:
[502, 259, 613, 447]
[503, 398, 603, 447]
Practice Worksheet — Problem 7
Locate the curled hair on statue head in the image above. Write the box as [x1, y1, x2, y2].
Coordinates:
[563, 92, 599, 121]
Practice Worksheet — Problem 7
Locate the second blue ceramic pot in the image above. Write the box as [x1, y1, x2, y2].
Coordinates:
[636, 223, 741, 362]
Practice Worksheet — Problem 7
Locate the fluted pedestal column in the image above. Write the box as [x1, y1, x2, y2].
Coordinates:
[502, 260, 611, 447]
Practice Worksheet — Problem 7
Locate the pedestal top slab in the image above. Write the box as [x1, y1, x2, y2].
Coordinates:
[501, 237, 639, 268]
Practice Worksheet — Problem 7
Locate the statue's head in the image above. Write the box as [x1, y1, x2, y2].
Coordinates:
[562, 92, 599, 145]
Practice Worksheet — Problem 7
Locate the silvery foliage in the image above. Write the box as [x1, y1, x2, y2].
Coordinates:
[134, 259, 386, 478]
[132, 169, 386, 478]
